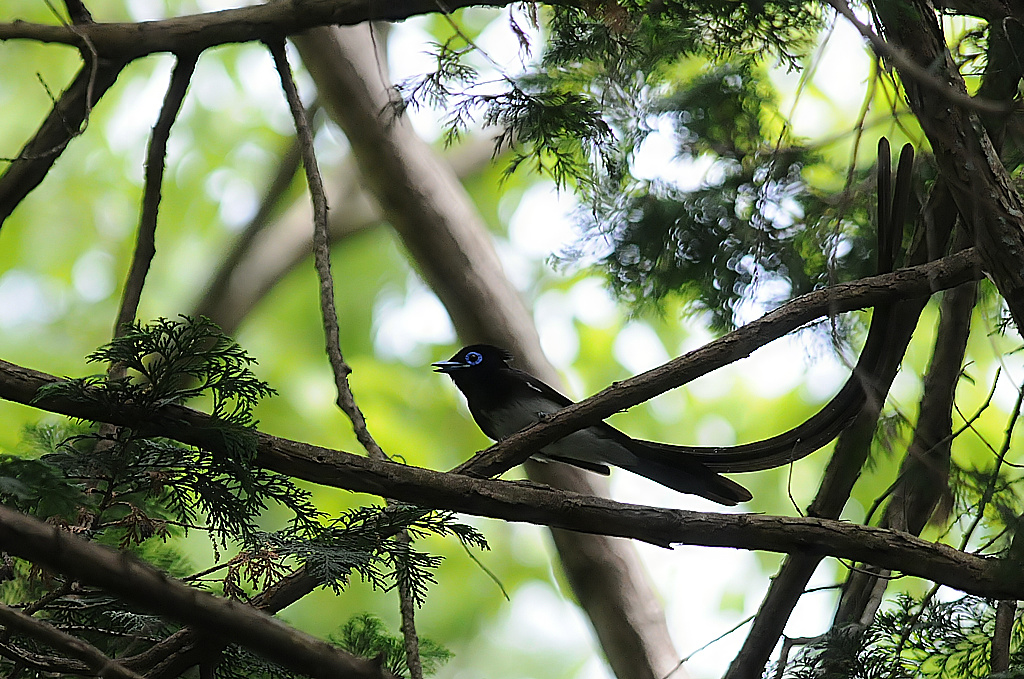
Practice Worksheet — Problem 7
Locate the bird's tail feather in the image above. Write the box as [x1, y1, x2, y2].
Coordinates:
[620, 457, 752, 506]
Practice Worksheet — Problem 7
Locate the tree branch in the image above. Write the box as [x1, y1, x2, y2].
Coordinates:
[0, 505, 395, 679]
[0, 603, 142, 679]
[0, 57, 124, 228]
[0, 0, 534, 58]
[824, 0, 1008, 112]
[112, 51, 197, 340]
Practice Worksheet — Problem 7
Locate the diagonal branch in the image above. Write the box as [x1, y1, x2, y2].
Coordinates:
[0, 57, 124, 228]
[269, 36, 422, 676]
[112, 51, 198, 340]
[0, 505, 395, 679]
[0, 603, 142, 679]
[266, 38, 386, 460]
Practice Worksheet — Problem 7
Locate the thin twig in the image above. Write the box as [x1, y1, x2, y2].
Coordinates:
[672, 614, 755, 675]
[111, 52, 198, 346]
[265, 38, 386, 459]
[267, 37, 423, 678]
[866, 366, 1002, 526]
[959, 380, 1024, 548]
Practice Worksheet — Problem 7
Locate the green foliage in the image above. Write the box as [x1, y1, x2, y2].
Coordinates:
[779, 595, 1024, 679]
[333, 613, 453, 677]
[569, 61, 882, 328]
[0, 317, 484, 678]
[396, 39, 615, 188]
[26, 316, 313, 545]
[397, 1, 852, 324]
[260, 503, 487, 603]
[45, 315, 275, 427]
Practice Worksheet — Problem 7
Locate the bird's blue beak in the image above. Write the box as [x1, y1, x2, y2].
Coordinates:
[432, 360, 464, 373]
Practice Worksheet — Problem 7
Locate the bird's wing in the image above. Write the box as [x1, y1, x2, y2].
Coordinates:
[508, 368, 576, 407]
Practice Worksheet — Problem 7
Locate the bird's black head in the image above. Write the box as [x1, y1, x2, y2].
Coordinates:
[432, 344, 512, 375]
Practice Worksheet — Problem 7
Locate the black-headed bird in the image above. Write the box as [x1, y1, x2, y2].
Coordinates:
[433, 344, 751, 505]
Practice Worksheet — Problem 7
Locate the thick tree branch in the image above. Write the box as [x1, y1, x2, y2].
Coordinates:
[0, 0, 535, 58]
[3, 423, 1014, 598]
[869, 0, 1024, 332]
[824, 0, 1007, 112]
[0, 505, 395, 679]
[834, 276, 977, 629]
[5, 312, 1024, 611]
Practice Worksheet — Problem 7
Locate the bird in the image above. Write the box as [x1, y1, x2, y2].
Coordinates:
[433, 344, 752, 505]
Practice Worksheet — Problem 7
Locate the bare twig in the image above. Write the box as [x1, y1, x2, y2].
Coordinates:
[0, 603, 141, 679]
[266, 37, 386, 460]
[268, 37, 422, 676]
[960, 379, 1024, 548]
[112, 52, 198, 343]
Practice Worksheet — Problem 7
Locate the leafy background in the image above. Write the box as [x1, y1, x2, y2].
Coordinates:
[0, 1, 1021, 677]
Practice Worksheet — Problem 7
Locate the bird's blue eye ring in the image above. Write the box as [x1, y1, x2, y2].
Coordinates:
[465, 351, 483, 365]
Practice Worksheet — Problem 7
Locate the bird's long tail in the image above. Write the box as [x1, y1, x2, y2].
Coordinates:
[620, 454, 752, 506]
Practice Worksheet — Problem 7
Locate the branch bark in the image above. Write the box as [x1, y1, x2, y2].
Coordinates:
[294, 23, 681, 679]
[0, 505, 395, 679]
[0, 0, 531, 57]
[869, 0, 1024, 331]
